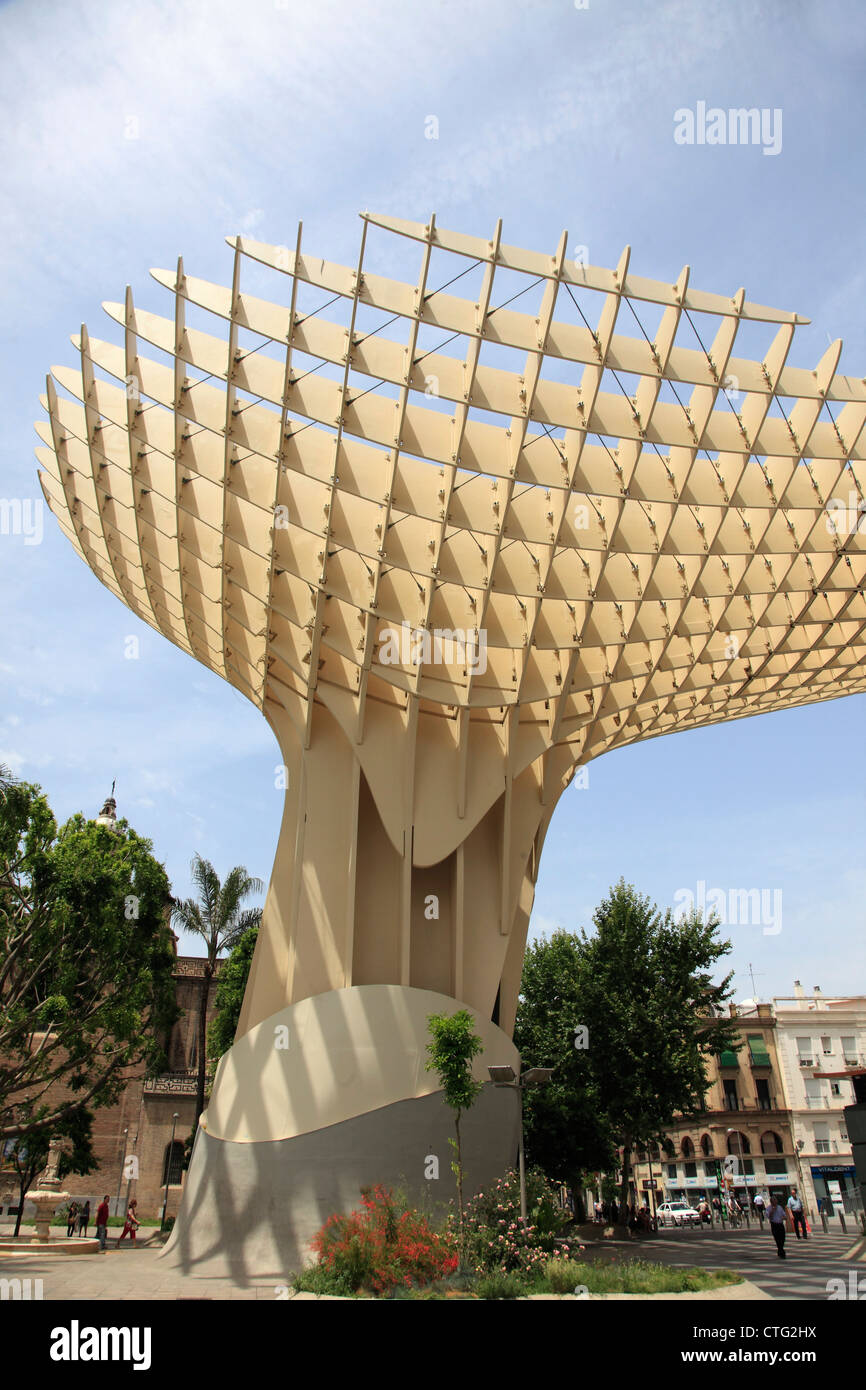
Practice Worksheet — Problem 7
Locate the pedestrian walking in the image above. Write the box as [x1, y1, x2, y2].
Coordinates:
[95, 1195, 110, 1251]
[66, 1201, 78, 1238]
[753, 1192, 766, 1227]
[787, 1188, 808, 1240]
[78, 1200, 90, 1237]
[118, 1198, 140, 1244]
[768, 1195, 787, 1258]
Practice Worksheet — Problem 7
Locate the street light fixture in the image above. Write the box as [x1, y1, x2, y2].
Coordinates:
[488, 1065, 554, 1222]
[114, 1128, 128, 1216]
[727, 1127, 746, 1224]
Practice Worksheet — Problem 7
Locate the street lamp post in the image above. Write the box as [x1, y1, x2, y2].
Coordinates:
[793, 1137, 813, 1228]
[160, 1113, 179, 1231]
[489, 1066, 554, 1223]
[646, 1146, 658, 1230]
[727, 1128, 746, 1226]
[114, 1128, 128, 1216]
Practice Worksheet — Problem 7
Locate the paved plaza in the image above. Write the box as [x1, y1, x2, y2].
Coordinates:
[0, 1224, 861, 1301]
[643, 1225, 864, 1301]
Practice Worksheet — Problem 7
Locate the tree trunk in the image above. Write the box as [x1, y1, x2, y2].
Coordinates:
[13, 1172, 28, 1238]
[194, 966, 211, 1129]
[618, 1141, 632, 1224]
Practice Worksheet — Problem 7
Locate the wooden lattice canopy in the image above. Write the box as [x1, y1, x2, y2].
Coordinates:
[35, 215, 866, 1034]
[36, 213, 866, 763]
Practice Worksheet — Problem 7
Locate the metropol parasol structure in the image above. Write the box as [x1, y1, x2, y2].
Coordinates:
[36, 213, 866, 1271]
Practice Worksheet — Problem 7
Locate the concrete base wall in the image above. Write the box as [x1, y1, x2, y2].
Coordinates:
[161, 1083, 520, 1282]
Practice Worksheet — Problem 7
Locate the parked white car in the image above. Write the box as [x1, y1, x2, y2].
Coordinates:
[656, 1200, 701, 1227]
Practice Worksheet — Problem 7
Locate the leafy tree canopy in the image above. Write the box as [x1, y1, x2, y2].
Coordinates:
[208, 925, 259, 1062]
[515, 878, 740, 1205]
[425, 1010, 484, 1116]
[514, 930, 615, 1183]
[171, 853, 262, 1128]
[0, 773, 178, 1142]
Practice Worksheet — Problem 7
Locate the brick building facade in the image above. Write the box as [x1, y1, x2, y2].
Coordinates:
[0, 946, 223, 1223]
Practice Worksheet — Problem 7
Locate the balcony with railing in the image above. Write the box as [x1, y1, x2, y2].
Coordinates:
[747, 1044, 773, 1070]
[721, 1095, 783, 1113]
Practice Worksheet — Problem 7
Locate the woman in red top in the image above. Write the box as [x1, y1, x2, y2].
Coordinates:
[118, 1198, 140, 1244]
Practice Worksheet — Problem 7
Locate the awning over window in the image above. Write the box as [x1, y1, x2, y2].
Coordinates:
[747, 1036, 771, 1066]
[718, 1049, 739, 1068]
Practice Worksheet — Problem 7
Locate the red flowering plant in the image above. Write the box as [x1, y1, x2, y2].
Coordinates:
[308, 1185, 459, 1296]
[459, 1168, 579, 1279]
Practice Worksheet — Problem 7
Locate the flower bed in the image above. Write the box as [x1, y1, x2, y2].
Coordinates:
[299, 1185, 458, 1296]
[460, 1167, 580, 1277]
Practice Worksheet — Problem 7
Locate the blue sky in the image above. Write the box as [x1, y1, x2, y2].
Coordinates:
[1, 0, 863, 998]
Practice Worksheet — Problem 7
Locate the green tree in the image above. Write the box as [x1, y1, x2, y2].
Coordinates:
[171, 856, 263, 1129]
[514, 930, 616, 1191]
[208, 925, 259, 1062]
[425, 1010, 484, 1249]
[7, 1107, 96, 1238]
[0, 776, 178, 1143]
[516, 880, 739, 1223]
[582, 881, 738, 1218]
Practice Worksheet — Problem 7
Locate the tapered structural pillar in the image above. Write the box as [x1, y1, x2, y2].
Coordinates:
[36, 214, 865, 1275]
[239, 698, 571, 1042]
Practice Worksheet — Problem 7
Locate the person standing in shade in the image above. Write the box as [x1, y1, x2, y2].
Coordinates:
[78, 1199, 90, 1238]
[787, 1188, 808, 1239]
[768, 1194, 787, 1258]
[95, 1195, 110, 1251]
[66, 1201, 78, 1238]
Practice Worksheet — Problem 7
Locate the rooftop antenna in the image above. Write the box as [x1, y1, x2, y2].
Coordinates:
[747, 961, 764, 1000]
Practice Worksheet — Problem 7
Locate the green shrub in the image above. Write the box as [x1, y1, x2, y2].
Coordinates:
[476, 1270, 526, 1300]
[566, 1258, 740, 1295]
[293, 1263, 360, 1298]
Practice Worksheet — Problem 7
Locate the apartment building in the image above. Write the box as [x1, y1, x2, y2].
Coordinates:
[631, 1001, 800, 1212]
[772, 982, 865, 1217]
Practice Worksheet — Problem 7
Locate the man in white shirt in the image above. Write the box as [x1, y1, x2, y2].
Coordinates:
[753, 1192, 766, 1227]
[787, 1188, 807, 1240]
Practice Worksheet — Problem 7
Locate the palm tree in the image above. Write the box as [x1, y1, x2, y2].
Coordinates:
[171, 855, 263, 1128]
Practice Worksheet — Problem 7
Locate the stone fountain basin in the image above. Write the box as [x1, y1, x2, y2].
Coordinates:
[0, 1238, 100, 1255]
